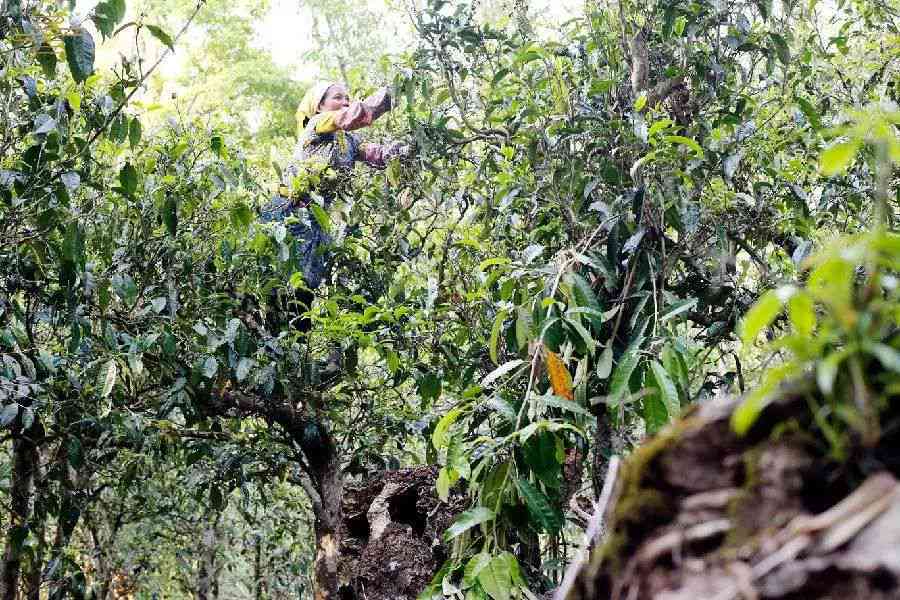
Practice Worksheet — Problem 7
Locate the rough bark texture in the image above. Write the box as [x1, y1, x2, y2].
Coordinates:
[212, 390, 343, 600]
[209, 393, 459, 600]
[1, 424, 41, 600]
[21, 449, 43, 600]
[313, 451, 344, 600]
[564, 380, 900, 600]
[338, 467, 464, 600]
[195, 516, 220, 600]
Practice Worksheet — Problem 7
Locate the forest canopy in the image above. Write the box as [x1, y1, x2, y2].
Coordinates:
[0, 0, 897, 598]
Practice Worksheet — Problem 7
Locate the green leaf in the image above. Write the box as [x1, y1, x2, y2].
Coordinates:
[66, 90, 82, 112]
[796, 97, 822, 130]
[817, 348, 850, 394]
[477, 556, 512, 600]
[808, 257, 853, 307]
[486, 397, 517, 422]
[36, 42, 57, 79]
[541, 395, 592, 417]
[609, 334, 644, 404]
[649, 360, 680, 419]
[229, 202, 253, 230]
[171, 140, 189, 160]
[523, 431, 561, 489]
[146, 24, 174, 51]
[515, 306, 533, 350]
[480, 461, 512, 510]
[288, 271, 306, 290]
[210, 135, 224, 156]
[444, 507, 494, 542]
[462, 552, 492, 588]
[128, 117, 142, 149]
[596, 345, 613, 379]
[119, 163, 138, 195]
[740, 287, 790, 345]
[92, 0, 126, 38]
[64, 29, 96, 83]
[67, 437, 84, 468]
[868, 344, 900, 373]
[163, 195, 178, 236]
[436, 467, 457, 502]
[0, 404, 19, 427]
[432, 406, 463, 450]
[540, 317, 565, 351]
[517, 479, 563, 533]
[482, 359, 526, 387]
[634, 93, 647, 111]
[309, 203, 331, 234]
[62, 222, 84, 264]
[660, 297, 697, 322]
[768, 32, 791, 64]
[384, 349, 399, 374]
[101, 359, 117, 398]
[417, 370, 442, 401]
[497, 552, 525, 587]
[664, 135, 703, 157]
[489, 310, 507, 365]
[787, 292, 816, 337]
[819, 141, 859, 176]
[448, 437, 470, 481]
[732, 363, 799, 435]
[203, 357, 218, 379]
[563, 318, 596, 353]
[386, 160, 400, 186]
[642, 393, 668, 434]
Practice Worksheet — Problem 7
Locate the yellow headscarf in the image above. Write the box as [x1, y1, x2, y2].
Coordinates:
[295, 81, 339, 134]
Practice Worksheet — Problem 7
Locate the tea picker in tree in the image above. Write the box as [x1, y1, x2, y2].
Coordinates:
[260, 81, 409, 333]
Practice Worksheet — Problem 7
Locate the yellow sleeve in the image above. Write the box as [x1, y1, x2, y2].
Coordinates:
[313, 111, 340, 134]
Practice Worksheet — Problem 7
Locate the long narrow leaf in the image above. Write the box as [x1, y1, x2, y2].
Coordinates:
[444, 507, 495, 541]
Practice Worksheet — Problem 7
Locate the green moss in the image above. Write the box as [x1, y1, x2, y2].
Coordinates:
[599, 418, 698, 572]
[723, 445, 763, 548]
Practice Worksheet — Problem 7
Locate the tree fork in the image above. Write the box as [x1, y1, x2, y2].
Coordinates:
[214, 389, 345, 600]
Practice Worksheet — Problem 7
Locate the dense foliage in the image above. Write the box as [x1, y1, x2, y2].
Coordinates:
[0, 0, 897, 598]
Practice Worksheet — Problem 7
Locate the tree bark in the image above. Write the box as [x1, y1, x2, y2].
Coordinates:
[195, 515, 220, 600]
[0, 422, 42, 600]
[311, 449, 343, 600]
[21, 449, 44, 600]
[254, 535, 265, 600]
[21, 520, 42, 600]
[215, 390, 344, 600]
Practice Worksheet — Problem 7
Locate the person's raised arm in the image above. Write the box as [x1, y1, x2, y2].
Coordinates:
[312, 87, 392, 134]
[356, 141, 410, 168]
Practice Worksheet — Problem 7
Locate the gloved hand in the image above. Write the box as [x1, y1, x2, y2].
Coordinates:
[384, 140, 415, 161]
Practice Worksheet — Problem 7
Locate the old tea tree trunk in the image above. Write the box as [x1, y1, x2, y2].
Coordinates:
[212, 389, 458, 600]
[1, 416, 43, 600]
[212, 390, 346, 599]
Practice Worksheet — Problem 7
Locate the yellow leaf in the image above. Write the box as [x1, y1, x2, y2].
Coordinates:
[545, 350, 574, 401]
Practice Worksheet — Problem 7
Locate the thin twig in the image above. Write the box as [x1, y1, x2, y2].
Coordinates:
[68, 1, 209, 168]
[554, 456, 621, 600]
